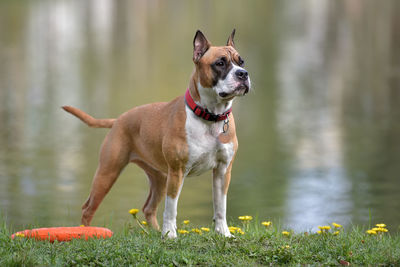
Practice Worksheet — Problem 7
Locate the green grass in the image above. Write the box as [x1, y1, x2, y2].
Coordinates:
[1, 218, 400, 266]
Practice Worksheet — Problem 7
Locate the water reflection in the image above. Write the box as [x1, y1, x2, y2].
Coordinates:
[277, 0, 353, 230]
[277, 0, 400, 230]
[0, 0, 399, 231]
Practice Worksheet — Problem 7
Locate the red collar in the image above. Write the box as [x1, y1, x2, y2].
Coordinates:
[184, 89, 232, 121]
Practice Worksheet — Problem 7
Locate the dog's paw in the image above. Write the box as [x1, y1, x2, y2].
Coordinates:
[215, 220, 232, 237]
[162, 223, 177, 239]
[162, 230, 177, 239]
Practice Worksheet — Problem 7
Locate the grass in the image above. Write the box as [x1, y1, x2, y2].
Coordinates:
[1, 216, 400, 266]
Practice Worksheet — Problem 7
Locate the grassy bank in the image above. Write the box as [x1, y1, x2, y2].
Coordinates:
[1, 217, 400, 266]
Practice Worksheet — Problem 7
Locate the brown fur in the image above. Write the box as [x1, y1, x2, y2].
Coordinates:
[62, 106, 115, 128]
[64, 96, 190, 229]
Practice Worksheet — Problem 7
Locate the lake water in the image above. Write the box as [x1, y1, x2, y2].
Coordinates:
[1, 0, 399, 232]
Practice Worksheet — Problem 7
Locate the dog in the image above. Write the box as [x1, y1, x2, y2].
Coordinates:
[62, 29, 251, 238]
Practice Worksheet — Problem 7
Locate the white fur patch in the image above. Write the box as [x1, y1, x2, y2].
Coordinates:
[162, 196, 178, 238]
[213, 183, 232, 237]
[197, 84, 233, 115]
[184, 106, 235, 177]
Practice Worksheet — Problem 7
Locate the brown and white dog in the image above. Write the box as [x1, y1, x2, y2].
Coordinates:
[62, 30, 250, 238]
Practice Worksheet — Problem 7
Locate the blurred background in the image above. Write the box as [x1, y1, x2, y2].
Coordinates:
[1, 0, 399, 232]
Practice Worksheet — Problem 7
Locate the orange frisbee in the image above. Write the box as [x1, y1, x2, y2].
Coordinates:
[11, 226, 113, 242]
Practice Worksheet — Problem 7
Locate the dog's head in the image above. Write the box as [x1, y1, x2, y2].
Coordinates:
[193, 30, 251, 101]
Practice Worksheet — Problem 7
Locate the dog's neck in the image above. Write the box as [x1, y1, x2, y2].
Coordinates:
[188, 72, 233, 115]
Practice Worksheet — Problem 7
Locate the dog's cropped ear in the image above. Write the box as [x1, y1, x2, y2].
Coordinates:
[226, 29, 236, 48]
[193, 30, 211, 63]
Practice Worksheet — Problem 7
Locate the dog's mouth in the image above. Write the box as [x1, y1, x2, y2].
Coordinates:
[218, 92, 231, 98]
[218, 83, 249, 99]
[236, 83, 249, 95]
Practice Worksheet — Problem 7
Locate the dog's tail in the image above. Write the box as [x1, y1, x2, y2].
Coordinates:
[62, 106, 115, 128]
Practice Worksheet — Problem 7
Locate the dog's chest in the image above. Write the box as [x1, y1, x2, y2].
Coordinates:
[184, 107, 234, 177]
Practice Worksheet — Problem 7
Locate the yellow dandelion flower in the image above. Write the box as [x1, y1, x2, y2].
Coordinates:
[282, 231, 290, 236]
[318, 226, 331, 231]
[238, 215, 253, 221]
[79, 224, 85, 227]
[229, 226, 244, 234]
[201, 227, 210, 232]
[282, 245, 290, 249]
[333, 231, 340, 236]
[191, 228, 202, 234]
[332, 223, 342, 228]
[141, 221, 148, 226]
[178, 229, 189, 234]
[317, 230, 322, 234]
[15, 233, 25, 237]
[228, 226, 238, 233]
[371, 227, 388, 233]
[261, 221, 272, 227]
[129, 208, 139, 215]
[183, 220, 190, 225]
[375, 223, 386, 228]
[366, 230, 377, 235]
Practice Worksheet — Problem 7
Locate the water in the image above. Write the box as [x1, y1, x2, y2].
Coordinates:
[1, 0, 399, 232]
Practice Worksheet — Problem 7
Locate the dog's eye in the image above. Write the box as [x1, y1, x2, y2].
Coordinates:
[215, 60, 225, 67]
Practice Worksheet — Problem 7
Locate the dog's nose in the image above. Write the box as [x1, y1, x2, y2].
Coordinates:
[235, 69, 248, 81]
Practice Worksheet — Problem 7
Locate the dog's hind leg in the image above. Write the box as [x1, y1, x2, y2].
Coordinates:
[81, 128, 130, 226]
[134, 160, 167, 230]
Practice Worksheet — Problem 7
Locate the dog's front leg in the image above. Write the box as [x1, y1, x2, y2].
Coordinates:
[162, 168, 184, 238]
[212, 162, 233, 237]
